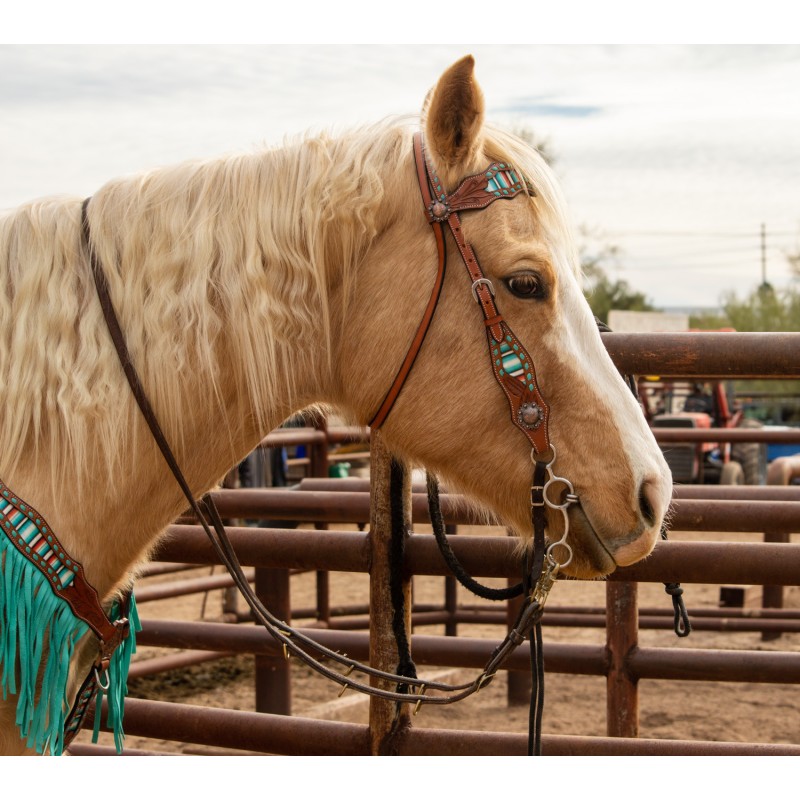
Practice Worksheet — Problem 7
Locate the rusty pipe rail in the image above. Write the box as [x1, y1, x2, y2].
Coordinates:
[85, 698, 800, 756]
[193, 489, 800, 531]
[154, 528, 800, 584]
[134, 568, 255, 604]
[135, 619, 800, 684]
[653, 428, 800, 443]
[600, 332, 800, 378]
[296, 477, 800, 501]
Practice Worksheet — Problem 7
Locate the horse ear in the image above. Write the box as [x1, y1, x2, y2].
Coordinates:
[424, 55, 485, 173]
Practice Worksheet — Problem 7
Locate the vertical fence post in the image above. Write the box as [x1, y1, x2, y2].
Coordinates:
[254, 567, 292, 714]
[606, 580, 639, 738]
[444, 523, 459, 637]
[368, 430, 412, 755]
[311, 417, 331, 626]
[506, 584, 531, 706]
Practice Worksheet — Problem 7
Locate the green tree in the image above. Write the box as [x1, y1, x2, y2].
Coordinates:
[722, 283, 800, 332]
[580, 242, 655, 323]
[691, 284, 800, 419]
[692, 283, 800, 332]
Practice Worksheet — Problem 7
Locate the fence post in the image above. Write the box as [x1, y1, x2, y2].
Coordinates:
[368, 431, 412, 755]
[254, 566, 292, 715]
[444, 524, 459, 637]
[606, 580, 639, 738]
[311, 417, 331, 626]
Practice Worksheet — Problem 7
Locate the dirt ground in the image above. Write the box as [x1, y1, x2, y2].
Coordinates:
[79, 522, 800, 755]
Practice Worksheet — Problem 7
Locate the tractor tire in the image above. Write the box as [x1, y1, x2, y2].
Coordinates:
[732, 419, 767, 485]
[720, 461, 745, 485]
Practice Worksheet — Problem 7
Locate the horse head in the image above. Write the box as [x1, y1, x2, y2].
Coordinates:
[338, 56, 672, 578]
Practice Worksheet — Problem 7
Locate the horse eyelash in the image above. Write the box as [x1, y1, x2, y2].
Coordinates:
[504, 271, 547, 300]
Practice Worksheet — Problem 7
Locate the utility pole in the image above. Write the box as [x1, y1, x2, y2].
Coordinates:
[761, 222, 767, 287]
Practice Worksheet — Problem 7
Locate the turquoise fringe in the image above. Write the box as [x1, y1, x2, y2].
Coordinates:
[0, 534, 138, 755]
[93, 595, 140, 752]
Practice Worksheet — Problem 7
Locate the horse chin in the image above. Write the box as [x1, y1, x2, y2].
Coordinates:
[559, 504, 617, 579]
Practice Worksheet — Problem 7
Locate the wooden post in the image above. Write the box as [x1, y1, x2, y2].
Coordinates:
[606, 580, 639, 738]
[368, 431, 412, 755]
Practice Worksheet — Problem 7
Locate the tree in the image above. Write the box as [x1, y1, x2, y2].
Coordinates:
[579, 240, 655, 323]
[696, 283, 800, 332]
[690, 284, 800, 419]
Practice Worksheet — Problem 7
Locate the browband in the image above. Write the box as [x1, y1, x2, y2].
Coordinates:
[370, 132, 550, 455]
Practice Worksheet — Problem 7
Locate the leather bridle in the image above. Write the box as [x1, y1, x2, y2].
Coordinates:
[371, 133, 552, 456]
[372, 131, 579, 585]
[78, 133, 591, 754]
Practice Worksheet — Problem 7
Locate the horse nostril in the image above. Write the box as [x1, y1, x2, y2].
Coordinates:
[638, 481, 657, 527]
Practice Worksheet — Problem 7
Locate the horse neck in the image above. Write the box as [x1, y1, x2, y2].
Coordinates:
[13, 145, 373, 599]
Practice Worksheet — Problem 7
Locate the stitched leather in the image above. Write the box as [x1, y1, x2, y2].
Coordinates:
[371, 132, 550, 454]
[369, 135, 448, 429]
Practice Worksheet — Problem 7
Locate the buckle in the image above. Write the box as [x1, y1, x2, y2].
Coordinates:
[530, 485, 545, 507]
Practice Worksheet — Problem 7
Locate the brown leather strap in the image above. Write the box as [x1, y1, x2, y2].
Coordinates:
[0, 479, 124, 647]
[370, 133, 448, 428]
[372, 133, 551, 453]
[444, 210, 550, 454]
[81, 192, 549, 708]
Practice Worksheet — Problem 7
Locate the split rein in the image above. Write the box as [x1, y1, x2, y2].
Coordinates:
[78, 199, 551, 715]
[79, 132, 689, 754]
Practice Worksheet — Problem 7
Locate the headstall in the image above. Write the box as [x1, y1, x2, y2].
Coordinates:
[372, 132, 579, 591]
[74, 132, 684, 758]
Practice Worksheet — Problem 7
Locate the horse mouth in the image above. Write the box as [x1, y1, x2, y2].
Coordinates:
[560, 503, 617, 578]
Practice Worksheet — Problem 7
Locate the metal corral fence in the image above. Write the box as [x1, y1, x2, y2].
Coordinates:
[74, 332, 800, 756]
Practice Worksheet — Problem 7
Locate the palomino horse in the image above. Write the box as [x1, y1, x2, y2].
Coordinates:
[0, 56, 672, 755]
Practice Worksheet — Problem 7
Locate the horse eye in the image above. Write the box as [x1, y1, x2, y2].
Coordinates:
[505, 273, 543, 299]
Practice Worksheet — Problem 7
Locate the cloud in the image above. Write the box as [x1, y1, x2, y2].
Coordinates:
[493, 98, 603, 118]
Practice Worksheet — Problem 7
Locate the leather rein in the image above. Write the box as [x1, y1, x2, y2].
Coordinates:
[78, 133, 581, 751]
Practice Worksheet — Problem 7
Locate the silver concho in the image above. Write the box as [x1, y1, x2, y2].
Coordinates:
[518, 402, 543, 430]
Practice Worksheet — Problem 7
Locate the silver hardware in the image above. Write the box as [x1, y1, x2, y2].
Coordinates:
[543, 476, 578, 510]
[471, 278, 495, 303]
[93, 665, 111, 692]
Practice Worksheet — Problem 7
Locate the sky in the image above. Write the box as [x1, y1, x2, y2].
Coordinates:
[2, 39, 799, 310]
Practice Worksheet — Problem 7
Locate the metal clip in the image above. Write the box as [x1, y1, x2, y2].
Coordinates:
[531, 560, 560, 607]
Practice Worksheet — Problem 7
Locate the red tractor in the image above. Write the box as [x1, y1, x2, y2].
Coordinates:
[642, 380, 766, 485]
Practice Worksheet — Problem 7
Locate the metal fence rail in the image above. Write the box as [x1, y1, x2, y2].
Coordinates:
[79, 331, 800, 755]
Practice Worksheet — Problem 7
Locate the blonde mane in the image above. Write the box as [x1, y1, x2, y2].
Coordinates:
[0, 122, 408, 494]
[0, 118, 571, 499]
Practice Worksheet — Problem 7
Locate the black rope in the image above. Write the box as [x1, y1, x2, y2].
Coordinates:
[389, 458, 418, 690]
[528, 619, 545, 755]
[426, 472, 524, 600]
[661, 529, 692, 637]
[527, 458, 549, 756]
